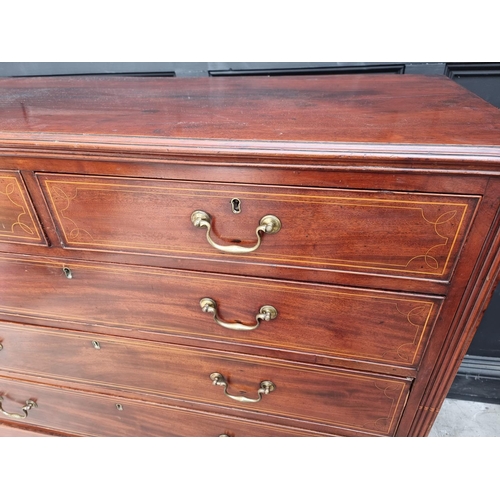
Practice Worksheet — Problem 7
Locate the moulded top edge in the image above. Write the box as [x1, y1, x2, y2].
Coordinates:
[1, 132, 500, 162]
[1, 74, 500, 149]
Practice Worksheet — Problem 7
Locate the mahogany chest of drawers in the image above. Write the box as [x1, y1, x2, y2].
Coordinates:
[0, 74, 499, 436]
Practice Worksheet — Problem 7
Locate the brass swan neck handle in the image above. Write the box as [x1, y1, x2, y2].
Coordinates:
[200, 298, 277, 331]
[191, 210, 281, 254]
[210, 373, 276, 404]
[0, 396, 37, 420]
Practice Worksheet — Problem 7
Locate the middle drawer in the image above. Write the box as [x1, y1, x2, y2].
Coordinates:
[0, 254, 441, 370]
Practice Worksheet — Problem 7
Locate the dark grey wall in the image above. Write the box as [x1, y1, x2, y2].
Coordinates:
[0, 61, 457, 78]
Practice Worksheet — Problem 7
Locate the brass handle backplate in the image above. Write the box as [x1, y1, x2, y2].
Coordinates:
[210, 373, 275, 404]
[200, 298, 277, 331]
[0, 396, 37, 420]
[191, 210, 281, 254]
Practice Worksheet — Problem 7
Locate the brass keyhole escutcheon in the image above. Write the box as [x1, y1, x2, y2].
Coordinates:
[231, 198, 241, 214]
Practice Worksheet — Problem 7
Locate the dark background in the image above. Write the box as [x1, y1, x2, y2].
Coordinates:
[1, 61, 498, 403]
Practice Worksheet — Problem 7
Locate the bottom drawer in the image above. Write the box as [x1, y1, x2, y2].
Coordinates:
[0, 377, 333, 437]
[0, 422, 72, 437]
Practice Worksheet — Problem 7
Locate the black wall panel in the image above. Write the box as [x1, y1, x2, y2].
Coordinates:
[446, 63, 500, 108]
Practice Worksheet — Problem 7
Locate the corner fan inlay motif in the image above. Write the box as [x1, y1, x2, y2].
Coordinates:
[0, 176, 39, 240]
[407, 209, 457, 270]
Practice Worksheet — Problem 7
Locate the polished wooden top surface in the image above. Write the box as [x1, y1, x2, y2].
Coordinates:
[0, 74, 499, 147]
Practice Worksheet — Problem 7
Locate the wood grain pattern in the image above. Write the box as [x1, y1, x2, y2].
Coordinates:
[0, 422, 75, 436]
[38, 174, 479, 281]
[0, 75, 499, 147]
[0, 376, 335, 436]
[0, 342, 409, 436]
[0, 255, 441, 369]
[1, 76, 500, 172]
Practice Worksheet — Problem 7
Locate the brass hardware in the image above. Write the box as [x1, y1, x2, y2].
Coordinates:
[0, 343, 3, 351]
[115, 403, 123, 411]
[200, 298, 277, 331]
[230, 198, 242, 214]
[0, 396, 37, 420]
[92, 341, 101, 349]
[62, 266, 73, 279]
[210, 373, 275, 403]
[191, 210, 281, 254]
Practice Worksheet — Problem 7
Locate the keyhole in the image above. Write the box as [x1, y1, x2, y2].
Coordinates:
[230, 198, 241, 214]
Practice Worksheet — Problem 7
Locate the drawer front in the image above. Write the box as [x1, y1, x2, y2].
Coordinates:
[0, 325, 410, 435]
[0, 377, 332, 436]
[38, 174, 479, 281]
[0, 422, 72, 436]
[0, 255, 441, 368]
[0, 171, 46, 246]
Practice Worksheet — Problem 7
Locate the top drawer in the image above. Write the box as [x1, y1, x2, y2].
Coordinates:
[38, 174, 479, 282]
